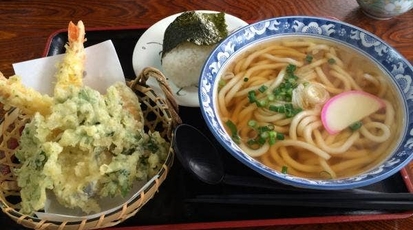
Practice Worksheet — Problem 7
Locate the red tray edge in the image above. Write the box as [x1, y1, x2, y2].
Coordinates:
[108, 212, 413, 230]
[41, 25, 413, 230]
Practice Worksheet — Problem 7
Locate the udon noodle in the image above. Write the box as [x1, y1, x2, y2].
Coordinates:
[218, 36, 402, 179]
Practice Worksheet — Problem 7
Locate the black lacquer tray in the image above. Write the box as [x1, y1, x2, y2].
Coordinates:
[1, 26, 413, 230]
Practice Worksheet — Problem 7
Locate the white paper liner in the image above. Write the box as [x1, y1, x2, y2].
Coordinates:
[35, 175, 158, 221]
[12, 40, 125, 95]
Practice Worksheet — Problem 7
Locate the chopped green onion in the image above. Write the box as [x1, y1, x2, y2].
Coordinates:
[268, 103, 302, 117]
[349, 121, 362, 131]
[328, 58, 336, 64]
[243, 77, 249, 82]
[268, 105, 278, 112]
[277, 105, 286, 113]
[248, 90, 257, 103]
[276, 132, 285, 140]
[268, 131, 277, 145]
[256, 99, 268, 107]
[281, 166, 288, 174]
[285, 103, 293, 110]
[225, 120, 241, 144]
[285, 111, 294, 118]
[271, 65, 299, 103]
[286, 64, 296, 74]
[247, 119, 258, 128]
[247, 139, 256, 145]
[260, 131, 269, 139]
[246, 124, 280, 148]
[247, 139, 259, 148]
[258, 85, 268, 93]
[305, 54, 313, 63]
[218, 79, 226, 90]
[258, 136, 267, 145]
[257, 125, 273, 133]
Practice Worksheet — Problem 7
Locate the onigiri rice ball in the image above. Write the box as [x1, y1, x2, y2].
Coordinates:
[160, 11, 228, 89]
[161, 42, 214, 88]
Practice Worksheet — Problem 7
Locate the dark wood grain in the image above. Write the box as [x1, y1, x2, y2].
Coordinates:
[0, 0, 413, 229]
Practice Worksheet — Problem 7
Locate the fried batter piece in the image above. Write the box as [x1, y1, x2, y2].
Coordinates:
[0, 73, 52, 116]
[54, 20, 86, 96]
[111, 82, 145, 128]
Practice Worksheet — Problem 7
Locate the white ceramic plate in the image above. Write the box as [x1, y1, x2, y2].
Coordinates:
[132, 10, 248, 107]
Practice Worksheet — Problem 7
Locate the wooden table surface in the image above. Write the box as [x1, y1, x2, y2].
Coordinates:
[0, 0, 412, 229]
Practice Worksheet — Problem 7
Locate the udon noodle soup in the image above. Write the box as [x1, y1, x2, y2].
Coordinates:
[217, 36, 403, 179]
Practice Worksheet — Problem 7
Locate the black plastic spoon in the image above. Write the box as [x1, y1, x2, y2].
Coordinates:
[173, 123, 226, 185]
[173, 123, 376, 193]
[173, 123, 291, 190]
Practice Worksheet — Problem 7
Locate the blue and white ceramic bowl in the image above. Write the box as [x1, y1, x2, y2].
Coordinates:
[357, 0, 413, 20]
[199, 16, 413, 190]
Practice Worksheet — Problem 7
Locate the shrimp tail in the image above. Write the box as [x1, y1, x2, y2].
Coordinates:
[54, 20, 86, 96]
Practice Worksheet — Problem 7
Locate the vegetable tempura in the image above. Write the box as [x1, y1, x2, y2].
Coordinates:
[0, 21, 169, 214]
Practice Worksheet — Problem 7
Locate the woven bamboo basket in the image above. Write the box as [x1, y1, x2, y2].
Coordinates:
[0, 67, 181, 229]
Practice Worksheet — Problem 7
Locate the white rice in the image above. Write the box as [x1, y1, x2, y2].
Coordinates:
[161, 42, 214, 88]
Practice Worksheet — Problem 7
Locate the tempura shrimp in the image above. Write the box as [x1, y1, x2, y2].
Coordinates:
[0, 20, 144, 126]
[0, 73, 52, 116]
[53, 20, 86, 96]
[0, 21, 86, 116]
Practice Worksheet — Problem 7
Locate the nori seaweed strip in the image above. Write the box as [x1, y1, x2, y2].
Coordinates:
[162, 11, 228, 57]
